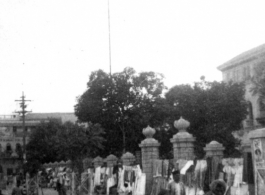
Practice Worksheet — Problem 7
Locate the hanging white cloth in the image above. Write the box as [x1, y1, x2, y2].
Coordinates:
[135, 173, 146, 195]
[94, 166, 101, 186]
[180, 160, 194, 175]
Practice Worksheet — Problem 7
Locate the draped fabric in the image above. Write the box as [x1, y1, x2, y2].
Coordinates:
[242, 152, 254, 184]
[150, 176, 168, 195]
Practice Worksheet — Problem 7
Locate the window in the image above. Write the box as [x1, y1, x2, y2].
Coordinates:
[13, 126, 17, 133]
[6, 143, 12, 153]
[16, 143, 22, 151]
[247, 101, 254, 120]
[260, 100, 265, 111]
[7, 168, 13, 176]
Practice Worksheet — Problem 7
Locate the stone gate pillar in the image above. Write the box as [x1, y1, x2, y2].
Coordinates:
[121, 152, 136, 166]
[93, 156, 103, 168]
[139, 126, 160, 195]
[203, 140, 225, 159]
[105, 154, 118, 167]
[170, 117, 196, 166]
[249, 128, 265, 195]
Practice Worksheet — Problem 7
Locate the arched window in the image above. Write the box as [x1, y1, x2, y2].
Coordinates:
[260, 100, 265, 111]
[247, 101, 254, 120]
[6, 143, 12, 153]
[16, 143, 22, 152]
[16, 143, 22, 157]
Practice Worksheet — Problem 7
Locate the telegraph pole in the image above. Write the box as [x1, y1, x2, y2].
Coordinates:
[108, 0, 112, 76]
[15, 92, 31, 164]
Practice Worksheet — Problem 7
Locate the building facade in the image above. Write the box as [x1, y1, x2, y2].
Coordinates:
[0, 112, 77, 179]
[217, 44, 265, 143]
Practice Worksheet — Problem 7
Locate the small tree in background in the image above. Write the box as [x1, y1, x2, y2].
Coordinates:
[25, 120, 105, 175]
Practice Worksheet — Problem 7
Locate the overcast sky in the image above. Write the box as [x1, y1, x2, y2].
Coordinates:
[0, 0, 265, 114]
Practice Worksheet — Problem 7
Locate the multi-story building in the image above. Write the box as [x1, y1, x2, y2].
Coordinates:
[0, 112, 77, 179]
[217, 43, 265, 143]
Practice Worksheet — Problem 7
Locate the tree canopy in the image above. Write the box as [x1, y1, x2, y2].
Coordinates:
[163, 79, 248, 157]
[75, 68, 247, 158]
[75, 67, 168, 156]
[25, 120, 105, 175]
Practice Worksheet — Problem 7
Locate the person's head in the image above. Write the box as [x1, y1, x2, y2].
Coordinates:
[172, 170, 180, 183]
[210, 180, 226, 195]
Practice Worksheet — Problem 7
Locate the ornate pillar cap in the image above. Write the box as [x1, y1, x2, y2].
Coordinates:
[121, 152, 135, 160]
[172, 117, 195, 140]
[106, 154, 118, 161]
[142, 125, 155, 138]
[174, 117, 190, 132]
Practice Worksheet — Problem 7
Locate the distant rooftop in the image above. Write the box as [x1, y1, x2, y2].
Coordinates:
[217, 43, 265, 71]
[25, 113, 78, 123]
[0, 112, 78, 127]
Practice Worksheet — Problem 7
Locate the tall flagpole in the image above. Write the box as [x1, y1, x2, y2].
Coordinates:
[108, 0, 112, 76]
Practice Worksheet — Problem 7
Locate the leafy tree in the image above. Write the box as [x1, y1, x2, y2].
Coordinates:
[56, 122, 105, 173]
[164, 79, 248, 157]
[25, 120, 104, 175]
[75, 67, 167, 156]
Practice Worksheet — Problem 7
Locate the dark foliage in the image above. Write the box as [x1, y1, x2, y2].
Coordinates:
[75, 67, 168, 156]
[25, 120, 105, 175]
[164, 79, 248, 157]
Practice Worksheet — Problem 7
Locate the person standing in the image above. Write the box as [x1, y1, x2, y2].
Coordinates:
[11, 180, 22, 195]
[167, 170, 185, 195]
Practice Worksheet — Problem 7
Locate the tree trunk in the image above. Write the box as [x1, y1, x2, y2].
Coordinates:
[120, 126, 126, 154]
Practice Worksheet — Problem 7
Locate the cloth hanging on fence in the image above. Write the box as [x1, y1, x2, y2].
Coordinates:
[211, 156, 222, 183]
[242, 152, 254, 184]
[233, 165, 243, 188]
[223, 162, 235, 187]
[88, 174, 94, 195]
[203, 157, 212, 192]
[135, 173, 146, 195]
[167, 181, 185, 195]
[152, 159, 170, 178]
[117, 166, 125, 193]
[177, 159, 188, 171]
[106, 176, 116, 195]
[162, 160, 169, 178]
[153, 160, 163, 177]
[132, 165, 145, 195]
[94, 167, 101, 186]
[180, 160, 194, 175]
[150, 176, 168, 195]
[231, 158, 243, 188]
[194, 160, 207, 190]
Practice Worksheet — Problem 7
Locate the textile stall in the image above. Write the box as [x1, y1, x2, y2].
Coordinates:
[85, 163, 145, 195]
[150, 157, 254, 195]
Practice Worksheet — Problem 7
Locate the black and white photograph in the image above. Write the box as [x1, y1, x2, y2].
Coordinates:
[0, 1, 265, 195]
